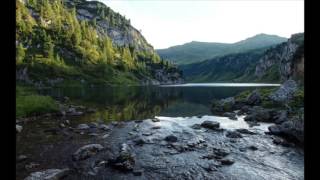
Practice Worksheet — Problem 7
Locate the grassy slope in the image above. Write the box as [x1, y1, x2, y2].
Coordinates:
[16, 84, 59, 118]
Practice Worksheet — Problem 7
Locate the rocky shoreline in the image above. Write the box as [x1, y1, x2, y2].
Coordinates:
[211, 79, 304, 146]
[16, 80, 304, 180]
[17, 114, 304, 180]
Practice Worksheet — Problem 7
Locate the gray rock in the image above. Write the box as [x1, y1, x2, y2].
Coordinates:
[77, 124, 90, 130]
[269, 80, 297, 102]
[65, 120, 70, 125]
[248, 146, 258, 151]
[72, 144, 104, 161]
[246, 90, 261, 105]
[25, 162, 40, 170]
[69, 111, 83, 116]
[274, 110, 288, 124]
[190, 124, 202, 129]
[244, 106, 276, 122]
[59, 123, 65, 128]
[108, 144, 135, 171]
[151, 126, 161, 129]
[17, 155, 28, 162]
[99, 124, 111, 131]
[226, 131, 243, 138]
[212, 97, 235, 114]
[235, 129, 256, 135]
[151, 118, 160, 122]
[88, 122, 98, 128]
[24, 168, 70, 180]
[16, 124, 23, 133]
[142, 132, 152, 136]
[201, 121, 220, 130]
[132, 169, 143, 176]
[268, 117, 304, 144]
[219, 159, 234, 165]
[222, 112, 237, 120]
[165, 135, 178, 142]
[135, 120, 143, 123]
[101, 134, 109, 139]
[86, 108, 96, 113]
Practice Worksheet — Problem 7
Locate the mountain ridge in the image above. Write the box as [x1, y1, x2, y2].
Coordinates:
[157, 34, 287, 65]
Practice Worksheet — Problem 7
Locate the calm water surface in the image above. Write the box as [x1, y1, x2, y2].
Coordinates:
[38, 83, 280, 122]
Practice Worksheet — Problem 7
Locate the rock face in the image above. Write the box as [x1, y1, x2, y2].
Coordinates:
[255, 33, 304, 83]
[24, 168, 70, 180]
[269, 79, 298, 102]
[201, 121, 220, 130]
[72, 144, 104, 161]
[63, 0, 154, 53]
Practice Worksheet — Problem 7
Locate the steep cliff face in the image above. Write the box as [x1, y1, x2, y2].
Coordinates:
[255, 33, 304, 83]
[64, 0, 154, 53]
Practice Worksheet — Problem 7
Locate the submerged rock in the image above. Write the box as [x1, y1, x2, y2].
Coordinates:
[201, 121, 220, 130]
[226, 131, 243, 138]
[219, 159, 234, 165]
[190, 124, 202, 129]
[77, 124, 90, 130]
[99, 124, 111, 131]
[165, 135, 178, 142]
[235, 129, 256, 135]
[24, 168, 70, 180]
[72, 144, 104, 161]
[132, 169, 143, 176]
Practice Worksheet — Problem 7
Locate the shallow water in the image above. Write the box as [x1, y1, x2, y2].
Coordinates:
[16, 83, 303, 180]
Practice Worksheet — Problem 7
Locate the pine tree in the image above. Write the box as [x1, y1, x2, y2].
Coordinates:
[16, 44, 25, 64]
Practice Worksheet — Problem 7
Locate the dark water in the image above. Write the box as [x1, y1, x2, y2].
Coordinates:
[37, 84, 278, 121]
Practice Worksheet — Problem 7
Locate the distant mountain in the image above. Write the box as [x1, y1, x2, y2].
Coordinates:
[180, 33, 304, 83]
[157, 34, 287, 65]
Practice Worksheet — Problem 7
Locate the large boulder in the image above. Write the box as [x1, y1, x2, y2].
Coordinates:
[246, 90, 261, 105]
[72, 144, 104, 161]
[268, 116, 304, 144]
[212, 97, 235, 114]
[201, 121, 220, 130]
[269, 80, 297, 102]
[24, 168, 70, 180]
[244, 106, 277, 122]
[108, 144, 135, 171]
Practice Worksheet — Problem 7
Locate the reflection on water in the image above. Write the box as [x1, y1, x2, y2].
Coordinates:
[39, 84, 277, 121]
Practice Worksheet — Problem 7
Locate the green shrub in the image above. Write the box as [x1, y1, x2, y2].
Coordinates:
[16, 86, 59, 118]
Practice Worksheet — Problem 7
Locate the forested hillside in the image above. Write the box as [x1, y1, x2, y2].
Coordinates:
[16, 0, 183, 86]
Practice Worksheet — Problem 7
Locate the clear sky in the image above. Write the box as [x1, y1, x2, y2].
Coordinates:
[98, 0, 304, 49]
